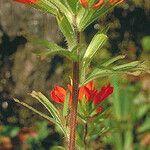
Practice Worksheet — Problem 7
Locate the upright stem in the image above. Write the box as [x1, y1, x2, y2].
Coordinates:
[83, 123, 88, 150]
[68, 62, 79, 150]
[68, 23, 80, 150]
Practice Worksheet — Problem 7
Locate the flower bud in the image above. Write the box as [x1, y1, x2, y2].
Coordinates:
[93, 0, 104, 9]
[79, 0, 88, 8]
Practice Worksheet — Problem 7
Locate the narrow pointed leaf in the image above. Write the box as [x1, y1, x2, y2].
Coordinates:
[28, 36, 77, 60]
[33, 49, 77, 60]
[14, 98, 57, 124]
[112, 61, 140, 71]
[14, 98, 66, 136]
[30, 91, 60, 122]
[63, 91, 70, 117]
[77, 2, 121, 31]
[82, 33, 108, 68]
[61, 0, 77, 13]
[47, 0, 73, 23]
[34, 1, 58, 15]
[57, 12, 77, 49]
[27, 36, 64, 50]
[101, 55, 126, 67]
[80, 69, 112, 86]
[80, 61, 144, 86]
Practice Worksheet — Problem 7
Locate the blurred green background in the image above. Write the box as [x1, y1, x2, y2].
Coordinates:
[0, 0, 150, 149]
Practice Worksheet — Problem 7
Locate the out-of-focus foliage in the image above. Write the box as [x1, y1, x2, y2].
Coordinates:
[142, 36, 150, 52]
[0, 121, 63, 150]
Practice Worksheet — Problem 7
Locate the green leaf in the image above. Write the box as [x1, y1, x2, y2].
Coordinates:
[61, 0, 77, 13]
[77, 3, 114, 31]
[80, 68, 112, 86]
[14, 98, 67, 136]
[28, 36, 77, 60]
[77, 7, 95, 31]
[101, 55, 126, 67]
[33, 49, 77, 60]
[34, 1, 58, 16]
[27, 36, 64, 50]
[80, 60, 144, 86]
[14, 98, 57, 124]
[57, 12, 77, 49]
[30, 91, 60, 122]
[82, 33, 108, 68]
[138, 117, 150, 133]
[112, 61, 140, 71]
[45, 0, 73, 23]
[63, 91, 70, 117]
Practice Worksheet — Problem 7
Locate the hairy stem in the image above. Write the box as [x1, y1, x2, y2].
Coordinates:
[68, 16, 80, 149]
[68, 62, 79, 150]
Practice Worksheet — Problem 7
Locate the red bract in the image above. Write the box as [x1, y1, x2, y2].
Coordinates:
[50, 82, 113, 110]
[92, 0, 104, 9]
[14, 0, 37, 4]
[94, 84, 114, 104]
[50, 86, 66, 103]
[79, 0, 104, 9]
[79, 0, 88, 8]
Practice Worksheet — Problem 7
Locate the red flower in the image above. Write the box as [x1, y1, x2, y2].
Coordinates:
[67, 81, 96, 101]
[79, 0, 88, 8]
[79, 0, 104, 9]
[94, 84, 114, 104]
[14, 0, 37, 4]
[50, 86, 66, 103]
[92, 0, 104, 9]
[50, 82, 113, 111]
[83, 81, 98, 101]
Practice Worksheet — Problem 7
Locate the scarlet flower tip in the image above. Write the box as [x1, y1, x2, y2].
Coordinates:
[14, 0, 37, 4]
[92, 0, 104, 9]
[50, 86, 66, 103]
[79, 0, 88, 8]
[94, 83, 114, 104]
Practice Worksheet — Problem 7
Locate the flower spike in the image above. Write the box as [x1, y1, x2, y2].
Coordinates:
[50, 82, 114, 114]
[79, 0, 88, 8]
[93, 0, 104, 9]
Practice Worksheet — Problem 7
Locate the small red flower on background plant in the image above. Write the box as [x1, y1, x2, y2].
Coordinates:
[50, 81, 114, 113]
[14, 0, 37, 4]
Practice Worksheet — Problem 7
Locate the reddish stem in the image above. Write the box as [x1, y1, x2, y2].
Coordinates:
[68, 61, 79, 150]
